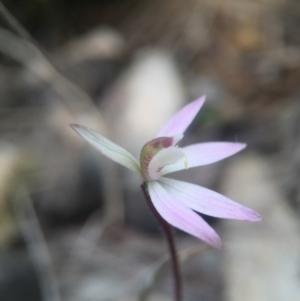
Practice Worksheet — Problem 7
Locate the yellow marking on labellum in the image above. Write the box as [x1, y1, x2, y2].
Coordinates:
[183, 151, 188, 169]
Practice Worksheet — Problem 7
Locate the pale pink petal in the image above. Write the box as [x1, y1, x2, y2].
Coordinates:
[159, 178, 261, 221]
[71, 124, 142, 176]
[161, 142, 246, 175]
[156, 96, 206, 137]
[148, 181, 222, 248]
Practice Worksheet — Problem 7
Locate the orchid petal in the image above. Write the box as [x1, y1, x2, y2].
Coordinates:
[156, 96, 206, 137]
[71, 124, 142, 176]
[148, 147, 184, 180]
[161, 142, 246, 175]
[159, 178, 261, 221]
[148, 181, 222, 248]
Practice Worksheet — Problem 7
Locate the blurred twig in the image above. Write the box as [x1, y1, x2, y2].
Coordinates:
[12, 182, 62, 301]
[0, 2, 36, 45]
[61, 209, 108, 278]
[138, 245, 211, 301]
[0, 2, 124, 226]
[0, 2, 103, 122]
[0, 26, 100, 122]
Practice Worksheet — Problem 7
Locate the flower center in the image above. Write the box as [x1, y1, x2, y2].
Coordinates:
[140, 135, 184, 181]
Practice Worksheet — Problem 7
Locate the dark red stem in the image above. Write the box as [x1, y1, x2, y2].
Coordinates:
[141, 182, 182, 301]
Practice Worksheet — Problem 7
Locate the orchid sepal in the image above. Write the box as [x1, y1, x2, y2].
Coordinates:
[148, 180, 222, 248]
[156, 95, 206, 137]
[71, 124, 142, 177]
[161, 142, 247, 176]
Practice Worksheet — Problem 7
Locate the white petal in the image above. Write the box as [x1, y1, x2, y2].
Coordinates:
[148, 181, 222, 248]
[148, 147, 184, 180]
[161, 142, 246, 175]
[159, 178, 261, 221]
[71, 124, 141, 176]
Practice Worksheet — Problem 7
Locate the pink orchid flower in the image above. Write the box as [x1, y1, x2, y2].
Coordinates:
[71, 96, 261, 248]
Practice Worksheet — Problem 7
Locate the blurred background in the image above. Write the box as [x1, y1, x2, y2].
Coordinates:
[0, 0, 299, 300]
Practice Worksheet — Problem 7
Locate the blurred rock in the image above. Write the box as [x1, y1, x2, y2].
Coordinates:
[58, 27, 127, 95]
[220, 154, 300, 301]
[61, 27, 127, 62]
[102, 48, 186, 231]
[103, 48, 185, 156]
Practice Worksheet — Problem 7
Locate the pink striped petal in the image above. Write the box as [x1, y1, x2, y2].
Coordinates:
[71, 124, 142, 176]
[161, 142, 246, 175]
[156, 96, 206, 137]
[159, 178, 261, 221]
[148, 181, 222, 248]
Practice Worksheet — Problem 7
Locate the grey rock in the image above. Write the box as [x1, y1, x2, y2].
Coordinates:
[220, 154, 300, 301]
[102, 49, 186, 230]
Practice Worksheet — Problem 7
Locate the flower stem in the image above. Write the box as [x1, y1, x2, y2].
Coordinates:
[141, 182, 182, 301]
